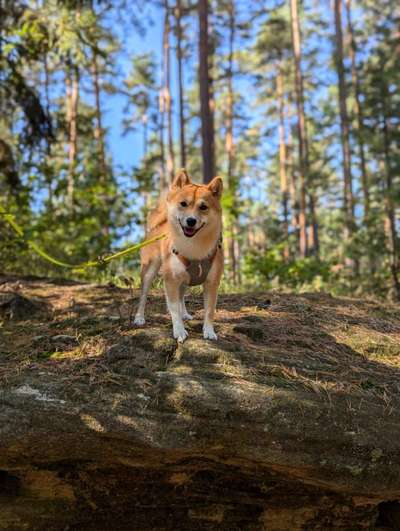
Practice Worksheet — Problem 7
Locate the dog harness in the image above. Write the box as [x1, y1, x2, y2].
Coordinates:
[172, 236, 222, 286]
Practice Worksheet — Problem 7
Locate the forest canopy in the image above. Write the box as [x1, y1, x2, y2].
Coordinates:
[0, 0, 399, 299]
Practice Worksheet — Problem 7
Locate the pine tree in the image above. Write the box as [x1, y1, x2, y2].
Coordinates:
[198, 0, 215, 183]
[163, 0, 175, 184]
[65, 63, 79, 210]
[333, 0, 356, 264]
[345, 0, 369, 223]
[174, 0, 187, 168]
[289, 0, 309, 258]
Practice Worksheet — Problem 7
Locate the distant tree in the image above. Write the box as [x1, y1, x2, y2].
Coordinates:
[174, 0, 187, 168]
[255, 11, 293, 261]
[333, 0, 356, 265]
[65, 62, 79, 210]
[198, 0, 215, 183]
[123, 51, 159, 231]
[345, 0, 369, 223]
[289, 0, 309, 258]
[0, 1, 53, 197]
[162, 0, 175, 185]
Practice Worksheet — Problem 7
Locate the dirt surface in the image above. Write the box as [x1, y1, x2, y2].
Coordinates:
[1, 276, 400, 530]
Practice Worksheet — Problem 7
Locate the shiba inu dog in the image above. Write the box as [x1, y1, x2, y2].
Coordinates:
[134, 169, 224, 343]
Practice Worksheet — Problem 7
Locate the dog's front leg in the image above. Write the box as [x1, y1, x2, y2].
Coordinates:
[165, 280, 188, 343]
[134, 258, 161, 325]
[203, 251, 223, 340]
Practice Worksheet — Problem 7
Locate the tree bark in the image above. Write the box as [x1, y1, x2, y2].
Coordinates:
[334, 0, 355, 251]
[159, 33, 167, 192]
[277, 65, 290, 261]
[198, 0, 215, 184]
[92, 50, 110, 243]
[143, 114, 149, 235]
[308, 192, 319, 257]
[345, 0, 369, 223]
[163, 0, 175, 184]
[92, 51, 107, 183]
[175, 0, 186, 169]
[225, 0, 237, 283]
[380, 74, 400, 300]
[289, 0, 308, 258]
[286, 101, 299, 236]
[44, 52, 53, 210]
[66, 65, 79, 211]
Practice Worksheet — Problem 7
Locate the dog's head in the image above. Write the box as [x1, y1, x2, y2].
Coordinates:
[166, 169, 223, 240]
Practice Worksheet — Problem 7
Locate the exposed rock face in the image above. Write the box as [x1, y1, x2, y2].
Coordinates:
[1, 278, 400, 529]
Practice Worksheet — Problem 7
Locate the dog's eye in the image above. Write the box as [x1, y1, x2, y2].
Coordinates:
[180, 201, 188, 207]
[199, 204, 208, 211]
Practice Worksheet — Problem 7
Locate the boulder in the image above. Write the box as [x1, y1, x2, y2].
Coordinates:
[1, 278, 400, 529]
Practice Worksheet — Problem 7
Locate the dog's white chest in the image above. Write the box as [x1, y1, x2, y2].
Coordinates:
[170, 254, 187, 278]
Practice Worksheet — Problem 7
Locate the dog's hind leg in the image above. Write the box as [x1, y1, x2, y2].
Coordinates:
[134, 258, 161, 326]
[179, 285, 193, 320]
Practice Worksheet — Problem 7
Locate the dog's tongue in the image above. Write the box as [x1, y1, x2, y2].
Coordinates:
[183, 226, 196, 237]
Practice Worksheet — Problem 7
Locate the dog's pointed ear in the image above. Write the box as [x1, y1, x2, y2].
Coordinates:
[171, 169, 191, 189]
[207, 176, 223, 198]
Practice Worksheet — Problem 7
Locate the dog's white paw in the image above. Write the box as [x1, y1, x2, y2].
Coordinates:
[173, 323, 188, 343]
[134, 315, 145, 326]
[182, 312, 193, 321]
[203, 324, 218, 340]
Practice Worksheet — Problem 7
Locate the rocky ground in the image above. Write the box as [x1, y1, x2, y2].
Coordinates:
[1, 275, 400, 530]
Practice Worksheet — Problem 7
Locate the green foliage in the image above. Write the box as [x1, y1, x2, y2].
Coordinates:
[244, 246, 331, 290]
[0, 0, 399, 301]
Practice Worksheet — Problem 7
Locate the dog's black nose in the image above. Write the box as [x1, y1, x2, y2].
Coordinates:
[186, 217, 197, 227]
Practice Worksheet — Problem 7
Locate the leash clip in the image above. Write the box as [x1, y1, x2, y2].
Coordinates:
[96, 254, 107, 266]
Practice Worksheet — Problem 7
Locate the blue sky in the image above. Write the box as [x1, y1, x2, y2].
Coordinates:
[38, 0, 364, 228]
[102, 4, 164, 172]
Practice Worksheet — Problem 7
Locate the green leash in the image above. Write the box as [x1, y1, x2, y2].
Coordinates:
[0, 204, 165, 272]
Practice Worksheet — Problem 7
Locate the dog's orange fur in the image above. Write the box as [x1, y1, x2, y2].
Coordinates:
[134, 169, 224, 342]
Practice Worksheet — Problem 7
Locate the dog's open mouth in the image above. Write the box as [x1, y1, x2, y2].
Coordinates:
[180, 222, 205, 238]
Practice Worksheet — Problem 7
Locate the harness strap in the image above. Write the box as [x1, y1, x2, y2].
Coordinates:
[172, 235, 222, 286]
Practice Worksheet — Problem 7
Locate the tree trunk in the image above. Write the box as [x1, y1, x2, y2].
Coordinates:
[289, 0, 308, 258]
[44, 54, 51, 133]
[175, 0, 186, 169]
[44, 52, 53, 210]
[235, 234, 242, 285]
[308, 192, 319, 257]
[286, 101, 299, 236]
[92, 50, 110, 243]
[334, 0, 355, 254]
[159, 38, 167, 192]
[143, 114, 149, 235]
[92, 51, 107, 183]
[65, 70, 72, 205]
[345, 0, 369, 223]
[380, 75, 400, 300]
[163, 0, 175, 184]
[66, 65, 79, 211]
[198, 0, 215, 184]
[277, 65, 290, 261]
[225, 0, 237, 283]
